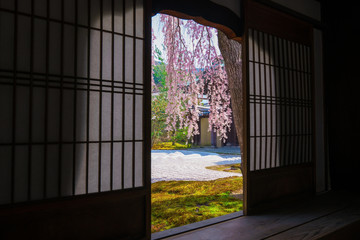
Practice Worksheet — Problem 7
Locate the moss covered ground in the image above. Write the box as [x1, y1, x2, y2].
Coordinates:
[152, 142, 191, 150]
[151, 176, 243, 233]
[205, 163, 241, 173]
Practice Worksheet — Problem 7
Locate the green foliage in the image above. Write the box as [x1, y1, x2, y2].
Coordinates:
[151, 47, 169, 147]
[153, 46, 167, 90]
[151, 46, 192, 147]
[151, 177, 243, 233]
[170, 127, 189, 145]
[151, 91, 168, 147]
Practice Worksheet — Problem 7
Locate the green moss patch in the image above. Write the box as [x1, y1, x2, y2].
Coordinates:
[151, 176, 243, 233]
[206, 163, 241, 173]
[152, 142, 191, 150]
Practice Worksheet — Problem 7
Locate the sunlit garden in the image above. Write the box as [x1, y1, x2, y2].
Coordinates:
[151, 13, 243, 233]
[151, 176, 243, 233]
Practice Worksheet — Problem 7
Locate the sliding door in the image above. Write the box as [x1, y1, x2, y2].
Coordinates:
[0, 0, 151, 239]
[243, 0, 314, 213]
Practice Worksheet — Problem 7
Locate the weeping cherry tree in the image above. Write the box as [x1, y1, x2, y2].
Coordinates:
[152, 14, 233, 142]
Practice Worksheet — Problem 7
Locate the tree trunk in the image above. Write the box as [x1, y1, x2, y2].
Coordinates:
[217, 31, 244, 161]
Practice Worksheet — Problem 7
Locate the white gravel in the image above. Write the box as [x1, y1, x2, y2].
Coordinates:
[151, 150, 241, 183]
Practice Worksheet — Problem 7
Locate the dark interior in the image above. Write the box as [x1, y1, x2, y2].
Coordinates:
[1, 0, 360, 239]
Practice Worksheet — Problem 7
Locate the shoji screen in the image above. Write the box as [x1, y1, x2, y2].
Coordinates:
[248, 28, 312, 171]
[0, 0, 150, 238]
[244, 0, 314, 212]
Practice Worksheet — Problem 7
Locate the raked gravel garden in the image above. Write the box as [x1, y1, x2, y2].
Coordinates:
[151, 150, 242, 183]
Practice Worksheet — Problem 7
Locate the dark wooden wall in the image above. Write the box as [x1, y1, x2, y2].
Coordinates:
[322, 1, 360, 191]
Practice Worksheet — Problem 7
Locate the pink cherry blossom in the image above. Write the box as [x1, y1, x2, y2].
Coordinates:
[152, 14, 232, 142]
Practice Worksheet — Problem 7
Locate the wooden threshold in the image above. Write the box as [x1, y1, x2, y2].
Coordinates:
[161, 191, 360, 240]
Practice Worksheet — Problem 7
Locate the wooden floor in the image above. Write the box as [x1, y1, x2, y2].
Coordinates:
[159, 191, 360, 240]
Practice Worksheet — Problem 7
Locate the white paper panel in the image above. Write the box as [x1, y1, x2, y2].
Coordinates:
[259, 32, 264, 63]
[135, 95, 143, 140]
[76, 90, 88, 142]
[255, 137, 260, 170]
[101, 92, 112, 141]
[249, 103, 255, 136]
[114, 0, 124, 34]
[90, 30, 101, 79]
[134, 142, 143, 187]
[103, 0, 112, 31]
[101, 143, 111, 191]
[113, 142, 123, 190]
[113, 93, 123, 141]
[253, 30, 259, 62]
[261, 138, 266, 169]
[135, 39, 144, 84]
[91, 0, 101, 28]
[125, 37, 134, 83]
[88, 143, 99, 193]
[89, 91, 100, 141]
[260, 64, 265, 96]
[135, 0, 144, 38]
[266, 65, 271, 97]
[124, 142, 133, 189]
[249, 138, 255, 171]
[254, 63, 260, 95]
[114, 35, 123, 81]
[249, 62, 254, 95]
[248, 28, 313, 171]
[102, 32, 112, 80]
[124, 94, 133, 140]
[124, 0, 134, 36]
[0, 0, 145, 205]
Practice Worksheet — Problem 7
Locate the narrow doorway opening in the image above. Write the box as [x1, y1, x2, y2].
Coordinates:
[151, 13, 243, 235]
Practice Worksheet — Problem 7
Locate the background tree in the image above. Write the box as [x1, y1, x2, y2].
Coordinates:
[151, 46, 189, 147]
[151, 47, 168, 147]
[152, 46, 167, 89]
[151, 91, 168, 147]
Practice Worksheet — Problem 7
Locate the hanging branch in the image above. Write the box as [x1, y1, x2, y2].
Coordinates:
[152, 14, 233, 142]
